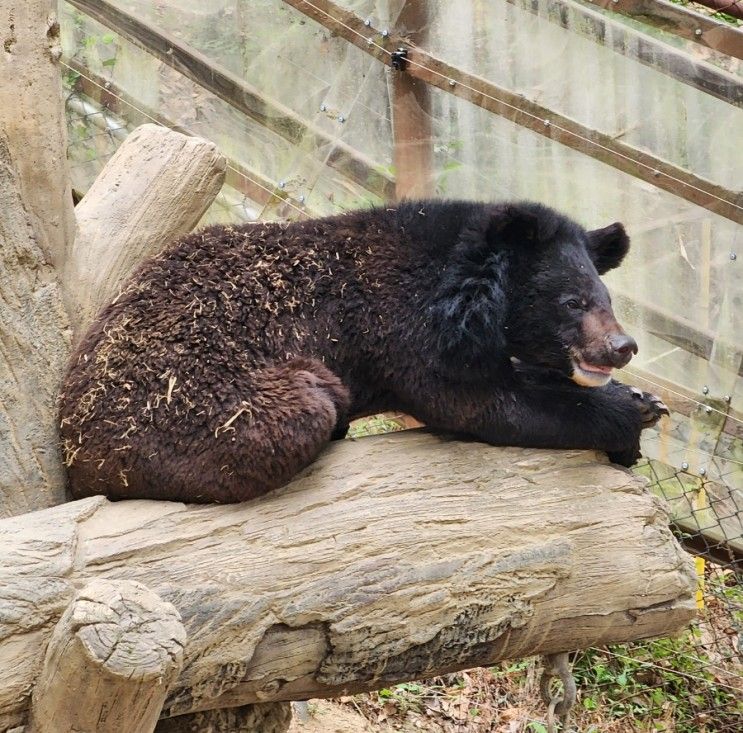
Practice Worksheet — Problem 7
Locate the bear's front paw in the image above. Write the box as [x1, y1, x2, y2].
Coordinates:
[607, 444, 642, 468]
[627, 386, 669, 428]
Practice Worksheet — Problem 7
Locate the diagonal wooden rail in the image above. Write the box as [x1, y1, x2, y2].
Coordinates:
[67, 0, 395, 202]
[281, 0, 743, 225]
[63, 58, 314, 218]
[586, 0, 743, 60]
[505, 0, 743, 104]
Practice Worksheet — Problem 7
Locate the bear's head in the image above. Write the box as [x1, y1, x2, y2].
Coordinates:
[431, 202, 636, 387]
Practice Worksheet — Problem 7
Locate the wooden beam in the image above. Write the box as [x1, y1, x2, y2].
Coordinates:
[281, 0, 743, 224]
[0, 433, 696, 728]
[0, 0, 73, 519]
[586, 0, 743, 60]
[391, 1, 434, 200]
[504, 0, 743, 102]
[67, 0, 395, 202]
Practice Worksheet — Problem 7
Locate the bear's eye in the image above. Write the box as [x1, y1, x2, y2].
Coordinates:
[565, 299, 586, 311]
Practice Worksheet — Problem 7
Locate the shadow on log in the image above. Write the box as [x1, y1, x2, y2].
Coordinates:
[0, 431, 696, 729]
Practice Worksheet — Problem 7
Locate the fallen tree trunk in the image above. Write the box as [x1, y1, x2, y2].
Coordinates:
[0, 431, 696, 728]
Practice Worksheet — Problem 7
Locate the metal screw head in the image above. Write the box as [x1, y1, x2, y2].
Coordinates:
[278, 180, 285, 189]
[702, 385, 709, 394]
[705, 406, 713, 414]
[448, 79, 456, 87]
[699, 467, 707, 476]
[724, 395, 731, 403]
[382, 29, 389, 38]
[298, 194, 305, 203]
[364, 18, 371, 27]
[681, 462, 689, 471]
[338, 115, 346, 123]
[320, 104, 327, 112]
[653, 170, 661, 177]
[695, 28, 702, 36]
[731, 252, 737, 261]
[544, 119, 551, 127]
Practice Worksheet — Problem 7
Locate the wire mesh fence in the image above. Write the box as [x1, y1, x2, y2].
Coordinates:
[60, 0, 742, 730]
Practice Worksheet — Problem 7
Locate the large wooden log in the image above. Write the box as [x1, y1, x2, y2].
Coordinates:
[0, 431, 696, 729]
[66, 123, 227, 334]
[27, 579, 186, 733]
[0, 0, 76, 272]
[0, 0, 75, 518]
[0, 134, 71, 519]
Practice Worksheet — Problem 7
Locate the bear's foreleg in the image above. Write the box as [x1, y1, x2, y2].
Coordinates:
[410, 374, 666, 468]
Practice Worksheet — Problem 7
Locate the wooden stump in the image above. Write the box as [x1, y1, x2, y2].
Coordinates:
[26, 579, 186, 733]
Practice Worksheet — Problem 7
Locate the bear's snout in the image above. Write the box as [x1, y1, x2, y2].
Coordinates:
[606, 333, 638, 368]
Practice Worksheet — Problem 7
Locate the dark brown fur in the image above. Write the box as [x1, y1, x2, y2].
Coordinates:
[59, 200, 664, 503]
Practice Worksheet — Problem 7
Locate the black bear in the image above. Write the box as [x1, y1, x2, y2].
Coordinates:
[59, 200, 667, 503]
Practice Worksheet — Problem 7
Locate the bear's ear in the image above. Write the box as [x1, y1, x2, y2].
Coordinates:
[586, 222, 630, 274]
[488, 205, 542, 247]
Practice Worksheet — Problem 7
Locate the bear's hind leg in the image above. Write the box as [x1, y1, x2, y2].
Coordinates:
[203, 357, 351, 503]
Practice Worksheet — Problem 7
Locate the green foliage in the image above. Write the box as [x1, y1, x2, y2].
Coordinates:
[347, 414, 405, 438]
[571, 633, 743, 732]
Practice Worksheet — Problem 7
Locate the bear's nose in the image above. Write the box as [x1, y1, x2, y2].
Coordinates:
[607, 334, 638, 367]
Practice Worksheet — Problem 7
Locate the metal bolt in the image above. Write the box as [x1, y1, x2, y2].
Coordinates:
[705, 406, 713, 414]
[544, 119, 551, 127]
[364, 18, 371, 27]
[338, 115, 346, 123]
[448, 79, 456, 87]
[382, 29, 389, 38]
[320, 104, 326, 112]
[653, 170, 661, 177]
[298, 194, 305, 204]
[724, 395, 731, 403]
[367, 37, 373, 45]
[278, 180, 285, 189]
[699, 467, 707, 476]
[681, 462, 689, 471]
[702, 385, 709, 394]
[695, 28, 702, 36]
[731, 252, 737, 261]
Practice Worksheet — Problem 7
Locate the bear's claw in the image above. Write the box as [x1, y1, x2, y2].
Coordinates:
[629, 386, 669, 427]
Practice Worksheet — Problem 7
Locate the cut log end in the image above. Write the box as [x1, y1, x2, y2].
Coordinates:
[27, 578, 186, 733]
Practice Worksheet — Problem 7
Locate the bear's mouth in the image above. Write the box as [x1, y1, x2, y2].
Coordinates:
[570, 358, 613, 387]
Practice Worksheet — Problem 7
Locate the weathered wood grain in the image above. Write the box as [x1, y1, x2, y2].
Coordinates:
[0, 135, 71, 519]
[0, 431, 696, 729]
[155, 703, 292, 733]
[27, 579, 186, 733]
[66, 123, 226, 333]
[0, 0, 76, 272]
